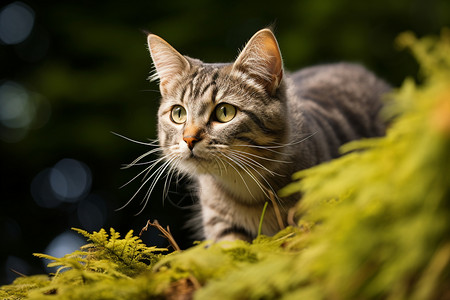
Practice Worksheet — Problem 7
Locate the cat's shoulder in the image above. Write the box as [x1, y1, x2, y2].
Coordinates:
[289, 62, 375, 82]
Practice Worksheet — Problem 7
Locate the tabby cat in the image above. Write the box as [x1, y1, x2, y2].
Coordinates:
[143, 28, 390, 242]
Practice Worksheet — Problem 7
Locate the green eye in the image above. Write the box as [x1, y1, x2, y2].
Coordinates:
[215, 103, 236, 123]
[171, 105, 187, 124]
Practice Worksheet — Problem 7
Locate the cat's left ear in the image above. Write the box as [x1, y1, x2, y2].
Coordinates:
[232, 29, 283, 96]
[147, 34, 190, 96]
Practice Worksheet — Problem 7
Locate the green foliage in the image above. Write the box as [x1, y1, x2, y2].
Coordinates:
[38, 228, 166, 278]
[276, 28, 450, 299]
[2, 30, 450, 299]
[0, 228, 167, 299]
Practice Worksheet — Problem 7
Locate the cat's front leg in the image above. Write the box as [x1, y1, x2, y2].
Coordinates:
[202, 205, 255, 242]
[198, 177, 260, 242]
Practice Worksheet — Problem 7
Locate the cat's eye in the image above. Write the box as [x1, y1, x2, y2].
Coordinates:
[215, 103, 236, 123]
[171, 105, 187, 124]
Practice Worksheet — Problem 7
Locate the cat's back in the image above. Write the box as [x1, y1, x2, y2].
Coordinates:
[286, 63, 390, 163]
[290, 63, 389, 112]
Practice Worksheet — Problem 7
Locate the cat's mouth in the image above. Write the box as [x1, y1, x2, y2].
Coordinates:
[181, 150, 217, 172]
[188, 152, 210, 162]
[184, 150, 206, 161]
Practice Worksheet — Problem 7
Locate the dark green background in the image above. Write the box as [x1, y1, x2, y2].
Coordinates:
[1, 0, 449, 285]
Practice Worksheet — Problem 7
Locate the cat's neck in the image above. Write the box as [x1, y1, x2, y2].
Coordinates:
[200, 169, 272, 204]
[197, 153, 296, 205]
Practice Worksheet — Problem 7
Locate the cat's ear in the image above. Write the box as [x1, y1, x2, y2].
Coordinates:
[232, 29, 283, 96]
[147, 34, 190, 96]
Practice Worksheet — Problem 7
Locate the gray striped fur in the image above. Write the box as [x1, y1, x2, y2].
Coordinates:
[146, 29, 390, 242]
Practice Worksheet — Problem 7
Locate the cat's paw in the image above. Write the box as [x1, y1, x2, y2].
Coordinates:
[215, 232, 253, 243]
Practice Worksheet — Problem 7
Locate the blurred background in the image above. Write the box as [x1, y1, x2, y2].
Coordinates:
[0, 0, 449, 285]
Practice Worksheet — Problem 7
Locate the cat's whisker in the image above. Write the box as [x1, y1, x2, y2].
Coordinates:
[233, 143, 286, 150]
[117, 162, 165, 211]
[233, 131, 317, 151]
[162, 167, 173, 201]
[122, 160, 160, 167]
[212, 147, 276, 204]
[229, 148, 291, 164]
[135, 156, 178, 215]
[211, 153, 227, 176]
[162, 158, 182, 203]
[220, 150, 275, 201]
[172, 163, 186, 187]
[228, 151, 280, 177]
[233, 160, 270, 200]
[122, 152, 163, 169]
[120, 155, 169, 189]
[142, 157, 176, 202]
[232, 144, 287, 156]
[111, 131, 159, 146]
[117, 153, 177, 212]
[224, 148, 285, 206]
[120, 165, 151, 190]
[123, 145, 174, 169]
[157, 157, 182, 205]
[270, 131, 318, 147]
[218, 154, 258, 201]
[226, 152, 277, 201]
[140, 88, 162, 94]
[216, 142, 288, 157]
[226, 149, 288, 177]
[139, 146, 178, 179]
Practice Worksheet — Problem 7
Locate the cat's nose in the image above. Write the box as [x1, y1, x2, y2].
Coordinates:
[183, 126, 203, 151]
[183, 135, 201, 150]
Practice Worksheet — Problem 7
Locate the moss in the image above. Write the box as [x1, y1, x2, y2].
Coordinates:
[0, 275, 51, 300]
[2, 29, 450, 299]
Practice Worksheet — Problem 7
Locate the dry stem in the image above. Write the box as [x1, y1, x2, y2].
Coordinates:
[140, 220, 181, 252]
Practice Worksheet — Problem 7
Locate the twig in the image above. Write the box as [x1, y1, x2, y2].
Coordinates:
[188, 275, 202, 290]
[10, 269, 27, 277]
[287, 207, 299, 227]
[268, 190, 286, 230]
[140, 220, 181, 252]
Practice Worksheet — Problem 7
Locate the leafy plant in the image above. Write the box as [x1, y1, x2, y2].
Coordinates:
[1, 29, 449, 299]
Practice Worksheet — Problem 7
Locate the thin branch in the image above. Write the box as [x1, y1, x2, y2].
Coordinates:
[140, 220, 181, 252]
[9, 268, 27, 278]
[268, 190, 286, 230]
[287, 206, 299, 227]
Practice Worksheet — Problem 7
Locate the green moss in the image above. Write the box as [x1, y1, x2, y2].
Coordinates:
[2, 29, 450, 299]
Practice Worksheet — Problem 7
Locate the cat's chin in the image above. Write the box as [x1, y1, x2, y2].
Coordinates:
[178, 156, 217, 175]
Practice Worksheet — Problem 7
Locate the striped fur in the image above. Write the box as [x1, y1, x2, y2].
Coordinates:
[145, 29, 390, 242]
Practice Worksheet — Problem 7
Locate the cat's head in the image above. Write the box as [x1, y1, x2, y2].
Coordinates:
[147, 29, 288, 176]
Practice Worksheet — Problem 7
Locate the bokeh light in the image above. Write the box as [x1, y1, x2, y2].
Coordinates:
[42, 231, 85, 272]
[0, 81, 51, 142]
[50, 159, 92, 202]
[31, 158, 92, 208]
[0, 81, 34, 129]
[30, 168, 61, 208]
[0, 2, 35, 45]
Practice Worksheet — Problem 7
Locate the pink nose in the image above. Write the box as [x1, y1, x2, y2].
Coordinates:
[183, 135, 201, 150]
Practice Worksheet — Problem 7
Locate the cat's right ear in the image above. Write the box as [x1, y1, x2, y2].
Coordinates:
[232, 29, 283, 96]
[147, 34, 190, 96]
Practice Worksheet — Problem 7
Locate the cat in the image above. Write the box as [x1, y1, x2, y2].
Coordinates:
[143, 28, 390, 242]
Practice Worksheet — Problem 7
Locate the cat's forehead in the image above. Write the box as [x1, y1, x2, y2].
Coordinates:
[165, 62, 231, 103]
[187, 61, 231, 81]
[160, 59, 268, 115]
